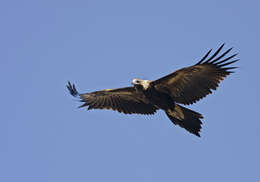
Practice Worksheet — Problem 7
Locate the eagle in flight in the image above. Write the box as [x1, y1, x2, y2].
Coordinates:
[67, 44, 238, 137]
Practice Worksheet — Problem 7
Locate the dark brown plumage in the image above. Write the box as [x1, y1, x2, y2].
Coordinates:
[67, 44, 238, 137]
[67, 85, 157, 114]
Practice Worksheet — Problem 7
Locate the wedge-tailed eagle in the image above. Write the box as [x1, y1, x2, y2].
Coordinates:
[67, 44, 238, 137]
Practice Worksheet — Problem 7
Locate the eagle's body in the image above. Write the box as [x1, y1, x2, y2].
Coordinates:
[136, 81, 175, 110]
[67, 44, 238, 137]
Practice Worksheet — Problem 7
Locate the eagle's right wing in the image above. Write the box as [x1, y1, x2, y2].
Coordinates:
[152, 44, 238, 105]
[67, 82, 157, 115]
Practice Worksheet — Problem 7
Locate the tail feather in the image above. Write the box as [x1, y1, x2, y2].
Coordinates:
[166, 104, 203, 137]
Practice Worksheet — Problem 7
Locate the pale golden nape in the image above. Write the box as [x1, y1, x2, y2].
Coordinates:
[132, 78, 152, 90]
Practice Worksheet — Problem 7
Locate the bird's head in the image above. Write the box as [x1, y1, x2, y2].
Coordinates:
[132, 78, 151, 90]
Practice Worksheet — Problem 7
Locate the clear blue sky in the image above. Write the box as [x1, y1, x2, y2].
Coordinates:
[2, 0, 260, 181]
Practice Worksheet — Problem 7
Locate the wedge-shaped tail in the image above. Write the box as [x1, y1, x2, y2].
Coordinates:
[166, 104, 203, 137]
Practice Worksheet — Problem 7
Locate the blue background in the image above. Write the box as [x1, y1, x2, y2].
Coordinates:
[2, 0, 259, 181]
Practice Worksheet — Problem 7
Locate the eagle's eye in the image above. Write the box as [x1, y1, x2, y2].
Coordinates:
[132, 79, 141, 85]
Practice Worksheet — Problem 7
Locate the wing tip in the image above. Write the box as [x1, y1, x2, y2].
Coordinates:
[196, 44, 239, 69]
[67, 81, 80, 97]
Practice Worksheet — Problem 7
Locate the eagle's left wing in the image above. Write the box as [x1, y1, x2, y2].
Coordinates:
[67, 82, 157, 114]
[152, 44, 238, 105]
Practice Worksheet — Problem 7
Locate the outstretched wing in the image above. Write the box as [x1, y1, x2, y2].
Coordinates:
[152, 44, 238, 105]
[67, 82, 157, 114]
